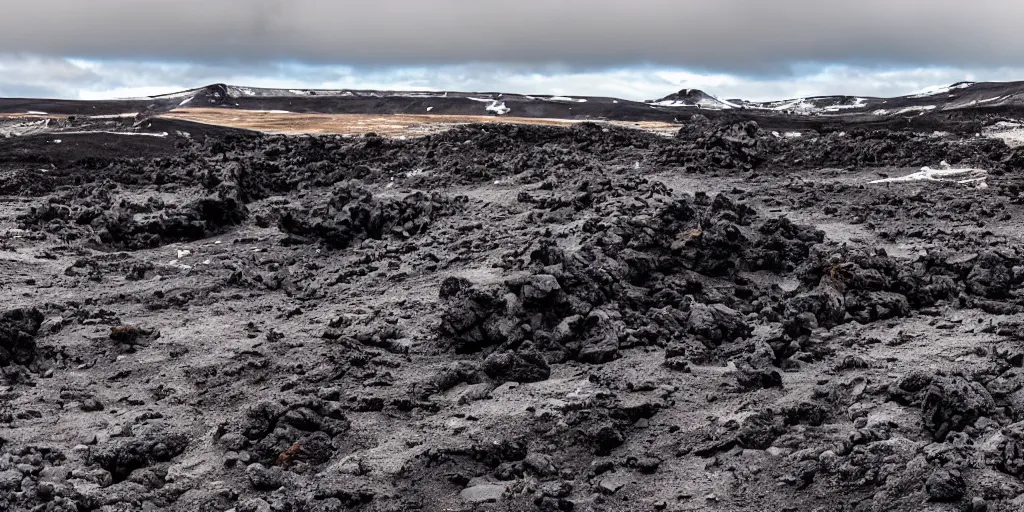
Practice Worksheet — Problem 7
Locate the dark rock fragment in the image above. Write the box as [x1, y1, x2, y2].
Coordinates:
[0, 308, 43, 367]
[246, 462, 284, 491]
[922, 375, 994, 441]
[89, 425, 189, 483]
[925, 468, 966, 502]
[482, 351, 551, 383]
[686, 302, 750, 346]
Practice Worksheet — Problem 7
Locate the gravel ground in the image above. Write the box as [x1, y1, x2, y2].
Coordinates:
[4, 118, 1024, 511]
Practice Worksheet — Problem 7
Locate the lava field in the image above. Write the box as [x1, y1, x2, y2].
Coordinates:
[5, 110, 1024, 512]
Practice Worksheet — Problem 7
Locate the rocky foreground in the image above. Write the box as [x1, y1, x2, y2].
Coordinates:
[4, 117, 1024, 511]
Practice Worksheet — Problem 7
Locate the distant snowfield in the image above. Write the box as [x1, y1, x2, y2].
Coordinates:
[822, 98, 869, 112]
[650, 94, 738, 110]
[769, 99, 818, 112]
[652, 99, 723, 109]
[894, 105, 937, 115]
[909, 82, 974, 98]
[646, 80, 991, 117]
[56, 131, 169, 137]
[958, 96, 1005, 108]
[654, 93, 874, 115]
[88, 113, 139, 119]
[872, 105, 937, 116]
[226, 85, 363, 98]
[743, 96, 871, 115]
[547, 96, 587, 103]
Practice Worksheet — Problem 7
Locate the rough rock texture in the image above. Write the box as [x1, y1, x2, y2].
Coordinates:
[0, 308, 43, 367]
[4, 117, 1024, 511]
[922, 375, 995, 441]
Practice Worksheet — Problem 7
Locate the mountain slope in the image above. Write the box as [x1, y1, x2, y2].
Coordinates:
[5, 81, 1024, 140]
[651, 80, 1024, 117]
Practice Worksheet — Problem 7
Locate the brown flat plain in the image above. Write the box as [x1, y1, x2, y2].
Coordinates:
[156, 108, 681, 137]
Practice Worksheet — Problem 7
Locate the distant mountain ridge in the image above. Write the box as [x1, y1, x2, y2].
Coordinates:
[5, 81, 1024, 135]
[648, 80, 1024, 117]
[135, 80, 1024, 121]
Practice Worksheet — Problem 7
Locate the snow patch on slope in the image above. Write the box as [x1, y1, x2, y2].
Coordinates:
[57, 131, 170, 137]
[822, 98, 869, 112]
[651, 93, 738, 110]
[769, 99, 818, 112]
[548, 96, 587, 103]
[89, 113, 140, 119]
[909, 82, 974, 98]
[894, 105, 937, 115]
[872, 105, 937, 116]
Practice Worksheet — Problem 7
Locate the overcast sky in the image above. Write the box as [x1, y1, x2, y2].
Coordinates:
[2, 0, 1023, 101]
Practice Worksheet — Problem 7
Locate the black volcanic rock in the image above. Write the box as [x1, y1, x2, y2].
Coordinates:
[6, 91, 1024, 512]
[922, 375, 994, 441]
[0, 308, 43, 367]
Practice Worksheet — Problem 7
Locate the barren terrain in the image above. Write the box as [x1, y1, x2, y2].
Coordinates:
[5, 84, 1024, 512]
[156, 109, 682, 137]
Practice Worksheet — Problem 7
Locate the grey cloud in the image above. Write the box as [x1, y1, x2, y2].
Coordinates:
[0, 55, 100, 98]
[0, 82, 67, 99]
[2, 1, 1022, 73]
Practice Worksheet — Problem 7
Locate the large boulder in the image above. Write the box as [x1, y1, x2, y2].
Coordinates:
[438, 285, 512, 354]
[922, 375, 994, 441]
[966, 251, 1015, 299]
[925, 468, 966, 502]
[0, 308, 44, 367]
[279, 181, 461, 249]
[482, 351, 551, 383]
[686, 302, 751, 346]
[784, 277, 846, 337]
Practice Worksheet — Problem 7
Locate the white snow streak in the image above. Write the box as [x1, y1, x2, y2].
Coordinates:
[548, 96, 587, 103]
[89, 113, 139, 119]
[869, 163, 988, 189]
[57, 131, 170, 137]
[909, 82, 973, 98]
